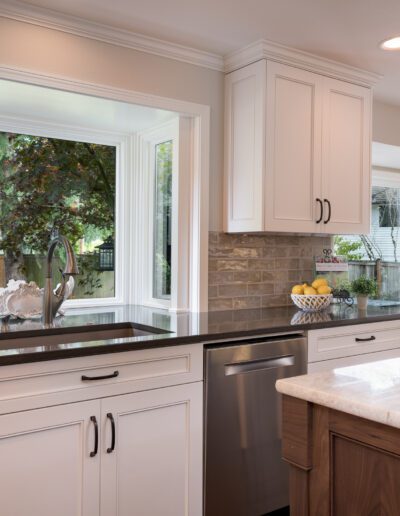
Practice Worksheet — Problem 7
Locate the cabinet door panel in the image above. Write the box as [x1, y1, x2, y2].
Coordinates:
[0, 401, 100, 516]
[265, 61, 323, 232]
[101, 382, 202, 516]
[225, 60, 266, 232]
[322, 78, 371, 234]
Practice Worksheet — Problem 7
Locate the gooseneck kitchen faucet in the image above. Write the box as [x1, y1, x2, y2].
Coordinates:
[43, 233, 79, 326]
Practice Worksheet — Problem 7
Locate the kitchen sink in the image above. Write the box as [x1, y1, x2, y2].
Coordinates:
[0, 322, 169, 349]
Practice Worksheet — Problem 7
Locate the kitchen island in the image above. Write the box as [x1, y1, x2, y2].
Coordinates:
[276, 358, 400, 516]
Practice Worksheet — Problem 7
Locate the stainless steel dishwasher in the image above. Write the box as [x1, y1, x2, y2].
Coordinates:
[204, 332, 307, 516]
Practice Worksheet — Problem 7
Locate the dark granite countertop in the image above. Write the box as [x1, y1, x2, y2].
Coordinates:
[2, 303, 400, 365]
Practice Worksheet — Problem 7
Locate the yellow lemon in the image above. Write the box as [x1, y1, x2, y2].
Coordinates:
[291, 285, 304, 295]
[312, 277, 328, 289]
[304, 286, 318, 295]
[317, 285, 332, 295]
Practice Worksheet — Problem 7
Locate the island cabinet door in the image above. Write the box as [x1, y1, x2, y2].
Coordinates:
[100, 382, 203, 516]
[0, 400, 101, 516]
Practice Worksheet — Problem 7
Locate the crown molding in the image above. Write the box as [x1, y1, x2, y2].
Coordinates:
[0, 0, 224, 72]
[225, 39, 382, 87]
[0, 1, 381, 85]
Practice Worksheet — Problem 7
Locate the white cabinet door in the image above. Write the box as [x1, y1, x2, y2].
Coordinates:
[100, 382, 203, 516]
[265, 61, 323, 232]
[224, 60, 266, 232]
[321, 77, 371, 234]
[0, 400, 100, 516]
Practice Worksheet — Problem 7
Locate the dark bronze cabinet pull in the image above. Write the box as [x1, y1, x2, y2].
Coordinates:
[355, 336, 376, 342]
[107, 413, 116, 453]
[90, 416, 99, 457]
[316, 198, 323, 223]
[82, 371, 119, 381]
[323, 199, 331, 224]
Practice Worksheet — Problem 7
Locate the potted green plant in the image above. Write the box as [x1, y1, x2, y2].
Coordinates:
[350, 276, 377, 310]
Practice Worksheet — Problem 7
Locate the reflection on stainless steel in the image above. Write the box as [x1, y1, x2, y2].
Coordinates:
[205, 334, 307, 516]
[43, 233, 79, 326]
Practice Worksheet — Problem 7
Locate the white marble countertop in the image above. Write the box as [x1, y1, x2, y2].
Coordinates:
[276, 357, 400, 429]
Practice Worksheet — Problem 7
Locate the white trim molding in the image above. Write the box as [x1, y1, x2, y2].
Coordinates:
[0, 2, 382, 86]
[0, 0, 224, 72]
[224, 39, 382, 87]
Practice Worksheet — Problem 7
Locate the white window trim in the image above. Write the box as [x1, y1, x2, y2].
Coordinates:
[0, 65, 210, 312]
[372, 167, 400, 189]
[0, 114, 128, 308]
[136, 117, 185, 311]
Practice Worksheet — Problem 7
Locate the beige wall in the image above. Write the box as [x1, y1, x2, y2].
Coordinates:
[373, 99, 400, 147]
[0, 17, 225, 230]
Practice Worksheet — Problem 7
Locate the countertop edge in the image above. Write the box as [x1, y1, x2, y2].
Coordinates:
[276, 377, 399, 430]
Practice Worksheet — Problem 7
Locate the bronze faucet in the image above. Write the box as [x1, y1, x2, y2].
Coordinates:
[43, 233, 79, 326]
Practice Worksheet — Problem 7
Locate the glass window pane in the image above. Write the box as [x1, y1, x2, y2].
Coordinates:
[0, 132, 116, 299]
[153, 140, 173, 300]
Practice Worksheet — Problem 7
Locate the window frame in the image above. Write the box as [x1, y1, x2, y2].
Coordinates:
[0, 68, 210, 313]
[136, 119, 186, 311]
[0, 116, 128, 308]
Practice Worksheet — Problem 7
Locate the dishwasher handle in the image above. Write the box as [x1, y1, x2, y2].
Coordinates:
[224, 354, 295, 376]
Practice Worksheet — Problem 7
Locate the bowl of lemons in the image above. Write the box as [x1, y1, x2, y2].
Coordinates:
[291, 278, 332, 312]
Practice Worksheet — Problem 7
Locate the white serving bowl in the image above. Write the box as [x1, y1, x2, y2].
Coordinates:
[291, 293, 332, 312]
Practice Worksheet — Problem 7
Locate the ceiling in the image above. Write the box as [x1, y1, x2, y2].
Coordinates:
[17, 0, 400, 105]
[0, 79, 177, 134]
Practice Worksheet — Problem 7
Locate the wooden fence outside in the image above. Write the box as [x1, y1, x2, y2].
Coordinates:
[349, 260, 400, 300]
[0, 254, 114, 298]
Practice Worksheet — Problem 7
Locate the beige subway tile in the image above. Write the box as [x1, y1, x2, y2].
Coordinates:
[216, 259, 248, 271]
[208, 285, 218, 298]
[232, 271, 263, 283]
[209, 298, 234, 311]
[233, 296, 261, 309]
[232, 247, 263, 258]
[219, 284, 248, 297]
[248, 283, 274, 295]
[248, 259, 275, 270]
[209, 271, 234, 285]
[275, 258, 300, 270]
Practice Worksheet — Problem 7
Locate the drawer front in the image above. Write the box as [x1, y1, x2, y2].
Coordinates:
[308, 321, 400, 363]
[308, 348, 400, 373]
[0, 344, 203, 413]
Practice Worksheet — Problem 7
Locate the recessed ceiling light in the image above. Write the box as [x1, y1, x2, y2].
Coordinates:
[381, 36, 400, 50]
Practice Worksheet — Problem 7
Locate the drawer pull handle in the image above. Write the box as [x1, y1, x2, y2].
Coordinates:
[81, 371, 119, 381]
[90, 416, 99, 457]
[107, 413, 116, 453]
[355, 336, 376, 342]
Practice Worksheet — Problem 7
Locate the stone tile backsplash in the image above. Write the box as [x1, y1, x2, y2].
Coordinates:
[208, 232, 332, 311]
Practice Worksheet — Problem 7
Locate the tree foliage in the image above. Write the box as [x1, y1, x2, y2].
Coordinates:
[0, 132, 115, 281]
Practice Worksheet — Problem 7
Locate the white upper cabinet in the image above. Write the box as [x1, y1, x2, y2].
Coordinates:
[265, 62, 323, 232]
[321, 77, 371, 234]
[224, 59, 372, 235]
[224, 60, 266, 232]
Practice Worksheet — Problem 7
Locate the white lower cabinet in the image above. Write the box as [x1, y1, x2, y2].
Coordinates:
[100, 382, 203, 516]
[0, 379, 203, 516]
[0, 400, 101, 516]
